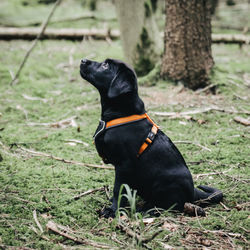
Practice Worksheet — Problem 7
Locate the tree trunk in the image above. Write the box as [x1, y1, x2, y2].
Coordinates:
[114, 0, 162, 76]
[161, 0, 214, 90]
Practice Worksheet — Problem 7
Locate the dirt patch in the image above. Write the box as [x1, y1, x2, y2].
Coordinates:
[140, 85, 225, 109]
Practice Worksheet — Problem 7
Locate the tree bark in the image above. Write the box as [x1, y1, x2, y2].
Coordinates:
[161, 0, 214, 90]
[114, 0, 162, 76]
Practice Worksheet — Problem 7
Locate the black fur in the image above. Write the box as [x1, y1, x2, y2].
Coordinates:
[80, 58, 223, 217]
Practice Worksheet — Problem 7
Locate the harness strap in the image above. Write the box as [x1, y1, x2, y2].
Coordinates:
[106, 114, 148, 128]
[106, 113, 159, 157]
[137, 116, 158, 157]
[94, 113, 159, 160]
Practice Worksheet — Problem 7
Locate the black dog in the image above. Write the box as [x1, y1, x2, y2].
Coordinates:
[80, 58, 223, 217]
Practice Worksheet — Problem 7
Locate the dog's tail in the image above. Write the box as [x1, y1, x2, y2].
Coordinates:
[194, 185, 223, 207]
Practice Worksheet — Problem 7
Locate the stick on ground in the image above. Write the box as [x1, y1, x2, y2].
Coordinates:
[17, 145, 114, 170]
[46, 220, 111, 248]
[10, 0, 63, 85]
[73, 187, 105, 200]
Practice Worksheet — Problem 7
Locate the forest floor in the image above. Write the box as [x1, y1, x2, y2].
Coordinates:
[0, 0, 250, 249]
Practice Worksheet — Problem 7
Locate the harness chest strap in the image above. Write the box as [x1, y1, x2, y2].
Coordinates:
[105, 113, 159, 157]
[137, 123, 158, 157]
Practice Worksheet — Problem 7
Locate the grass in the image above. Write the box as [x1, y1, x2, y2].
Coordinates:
[0, 0, 250, 249]
[0, 38, 249, 249]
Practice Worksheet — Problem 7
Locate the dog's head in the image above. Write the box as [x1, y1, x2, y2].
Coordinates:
[80, 58, 137, 98]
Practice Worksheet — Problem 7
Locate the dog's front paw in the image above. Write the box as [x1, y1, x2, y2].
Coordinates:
[99, 206, 116, 218]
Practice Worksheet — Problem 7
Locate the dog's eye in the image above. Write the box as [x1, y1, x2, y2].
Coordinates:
[101, 62, 109, 70]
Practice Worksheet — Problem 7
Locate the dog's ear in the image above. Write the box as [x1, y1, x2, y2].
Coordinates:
[107, 65, 137, 99]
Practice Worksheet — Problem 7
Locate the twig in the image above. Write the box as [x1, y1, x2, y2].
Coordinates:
[234, 116, 250, 126]
[195, 169, 249, 183]
[153, 106, 250, 117]
[33, 210, 44, 233]
[73, 187, 105, 200]
[63, 139, 89, 147]
[0, 14, 116, 27]
[195, 83, 218, 94]
[46, 220, 111, 248]
[220, 202, 231, 211]
[117, 221, 163, 244]
[174, 140, 211, 152]
[27, 116, 78, 128]
[10, 0, 63, 85]
[22, 94, 48, 103]
[30, 225, 51, 242]
[16, 146, 114, 170]
[194, 170, 230, 180]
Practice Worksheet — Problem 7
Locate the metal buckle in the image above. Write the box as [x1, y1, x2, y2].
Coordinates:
[148, 131, 155, 141]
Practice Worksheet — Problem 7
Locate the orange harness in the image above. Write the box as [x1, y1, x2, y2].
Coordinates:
[94, 113, 159, 158]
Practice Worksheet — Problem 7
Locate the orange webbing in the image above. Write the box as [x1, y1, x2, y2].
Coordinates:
[137, 124, 158, 156]
[145, 113, 159, 129]
[104, 113, 159, 157]
[106, 114, 147, 128]
[138, 142, 149, 155]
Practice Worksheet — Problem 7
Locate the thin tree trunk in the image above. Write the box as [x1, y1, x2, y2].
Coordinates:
[114, 0, 162, 76]
[161, 0, 214, 90]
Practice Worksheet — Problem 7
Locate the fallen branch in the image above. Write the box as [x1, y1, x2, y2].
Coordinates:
[33, 210, 44, 233]
[10, 0, 63, 85]
[63, 139, 89, 147]
[194, 169, 249, 183]
[27, 116, 78, 128]
[73, 187, 105, 200]
[174, 140, 211, 152]
[220, 202, 231, 211]
[46, 220, 111, 248]
[195, 83, 218, 94]
[234, 116, 250, 126]
[30, 225, 52, 243]
[1, 27, 249, 44]
[16, 146, 114, 170]
[212, 34, 250, 45]
[212, 24, 249, 32]
[1, 27, 120, 41]
[117, 221, 163, 244]
[0, 14, 117, 27]
[153, 106, 250, 118]
[22, 94, 48, 103]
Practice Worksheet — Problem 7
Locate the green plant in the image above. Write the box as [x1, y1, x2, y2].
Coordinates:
[116, 184, 142, 221]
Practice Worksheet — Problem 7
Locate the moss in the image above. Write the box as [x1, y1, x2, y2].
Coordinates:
[0, 4, 249, 248]
[138, 62, 161, 86]
[144, 0, 152, 18]
[150, 0, 158, 12]
[134, 27, 155, 76]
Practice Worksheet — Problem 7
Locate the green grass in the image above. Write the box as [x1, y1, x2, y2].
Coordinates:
[0, 0, 118, 29]
[0, 0, 250, 248]
[0, 39, 249, 249]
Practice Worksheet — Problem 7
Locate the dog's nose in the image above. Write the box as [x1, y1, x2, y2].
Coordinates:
[81, 59, 90, 65]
